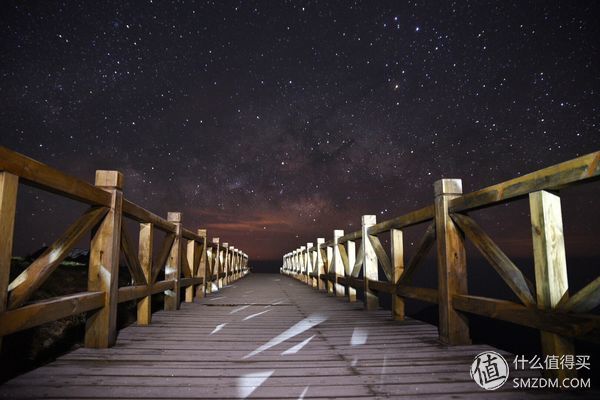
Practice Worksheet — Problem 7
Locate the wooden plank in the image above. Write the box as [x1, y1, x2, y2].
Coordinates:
[451, 213, 535, 306]
[120, 224, 147, 285]
[164, 212, 182, 311]
[434, 179, 470, 345]
[453, 294, 600, 342]
[181, 227, 206, 242]
[0, 146, 111, 206]
[151, 232, 176, 284]
[367, 205, 435, 235]
[450, 151, 600, 213]
[397, 222, 435, 285]
[391, 228, 404, 320]
[338, 229, 361, 244]
[316, 238, 326, 291]
[137, 222, 153, 325]
[362, 216, 378, 310]
[0, 292, 104, 336]
[351, 238, 364, 277]
[346, 240, 356, 302]
[8, 206, 108, 309]
[85, 171, 123, 348]
[119, 281, 177, 303]
[530, 190, 575, 379]
[558, 276, 600, 313]
[398, 285, 438, 304]
[368, 234, 393, 281]
[122, 198, 176, 233]
[181, 277, 203, 287]
[0, 171, 18, 348]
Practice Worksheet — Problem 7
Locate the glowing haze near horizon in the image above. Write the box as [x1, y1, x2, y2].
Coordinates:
[1, 1, 599, 261]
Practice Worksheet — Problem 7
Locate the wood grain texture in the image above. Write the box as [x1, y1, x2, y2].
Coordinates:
[449, 151, 600, 213]
[85, 186, 123, 348]
[0, 171, 18, 348]
[8, 207, 108, 309]
[0, 146, 111, 206]
[0, 274, 581, 399]
[529, 190, 575, 380]
[434, 179, 470, 346]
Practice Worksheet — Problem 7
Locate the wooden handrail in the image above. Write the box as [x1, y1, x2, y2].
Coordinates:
[282, 151, 600, 381]
[0, 146, 250, 349]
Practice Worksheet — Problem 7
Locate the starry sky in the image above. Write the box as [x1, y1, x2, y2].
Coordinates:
[1, 1, 599, 262]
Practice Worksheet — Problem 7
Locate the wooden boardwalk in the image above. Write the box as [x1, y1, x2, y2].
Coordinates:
[0, 273, 588, 399]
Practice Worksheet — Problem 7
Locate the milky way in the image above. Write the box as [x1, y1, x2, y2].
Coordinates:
[1, 1, 599, 260]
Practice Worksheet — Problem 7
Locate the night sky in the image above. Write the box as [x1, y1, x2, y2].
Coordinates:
[1, 1, 599, 262]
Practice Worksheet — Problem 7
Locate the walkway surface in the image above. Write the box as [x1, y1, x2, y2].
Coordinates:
[0, 274, 589, 399]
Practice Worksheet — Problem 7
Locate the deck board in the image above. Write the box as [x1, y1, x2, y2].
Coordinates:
[0, 273, 593, 399]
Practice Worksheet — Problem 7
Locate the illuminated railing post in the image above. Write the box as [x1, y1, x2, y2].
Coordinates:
[164, 212, 182, 311]
[306, 242, 313, 285]
[530, 190, 575, 380]
[362, 215, 378, 310]
[316, 238, 326, 291]
[0, 171, 18, 349]
[346, 238, 356, 302]
[333, 230, 345, 297]
[434, 179, 470, 345]
[85, 170, 123, 348]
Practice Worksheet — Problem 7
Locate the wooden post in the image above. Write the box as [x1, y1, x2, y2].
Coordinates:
[85, 170, 123, 348]
[164, 212, 182, 311]
[299, 246, 306, 281]
[333, 230, 345, 297]
[230, 247, 236, 282]
[316, 238, 326, 290]
[213, 237, 221, 290]
[326, 243, 334, 295]
[306, 243, 313, 285]
[391, 229, 404, 320]
[196, 229, 207, 298]
[206, 247, 213, 293]
[185, 237, 197, 303]
[530, 190, 575, 380]
[346, 240, 356, 302]
[222, 243, 229, 285]
[434, 179, 470, 345]
[362, 215, 379, 310]
[0, 172, 18, 349]
[137, 222, 153, 325]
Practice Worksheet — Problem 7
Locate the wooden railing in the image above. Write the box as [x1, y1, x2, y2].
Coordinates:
[0, 146, 248, 348]
[281, 151, 600, 380]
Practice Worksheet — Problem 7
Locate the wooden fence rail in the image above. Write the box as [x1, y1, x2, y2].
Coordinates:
[281, 151, 600, 380]
[0, 146, 249, 348]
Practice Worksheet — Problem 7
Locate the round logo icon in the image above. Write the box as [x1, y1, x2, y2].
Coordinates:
[470, 351, 509, 390]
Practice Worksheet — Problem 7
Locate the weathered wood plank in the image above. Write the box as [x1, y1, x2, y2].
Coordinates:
[150, 232, 176, 284]
[453, 294, 600, 342]
[0, 146, 111, 206]
[122, 198, 176, 233]
[451, 213, 535, 306]
[0, 171, 18, 347]
[0, 292, 104, 336]
[450, 150, 600, 213]
[7, 206, 108, 309]
[530, 190, 575, 379]
[137, 222, 153, 324]
[434, 179, 470, 345]
[558, 276, 600, 313]
[367, 204, 435, 235]
[120, 224, 147, 285]
[84, 171, 123, 348]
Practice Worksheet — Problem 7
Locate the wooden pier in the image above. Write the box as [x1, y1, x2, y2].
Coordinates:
[0, 146, 599, 398]
[0, 273, 585, 399]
